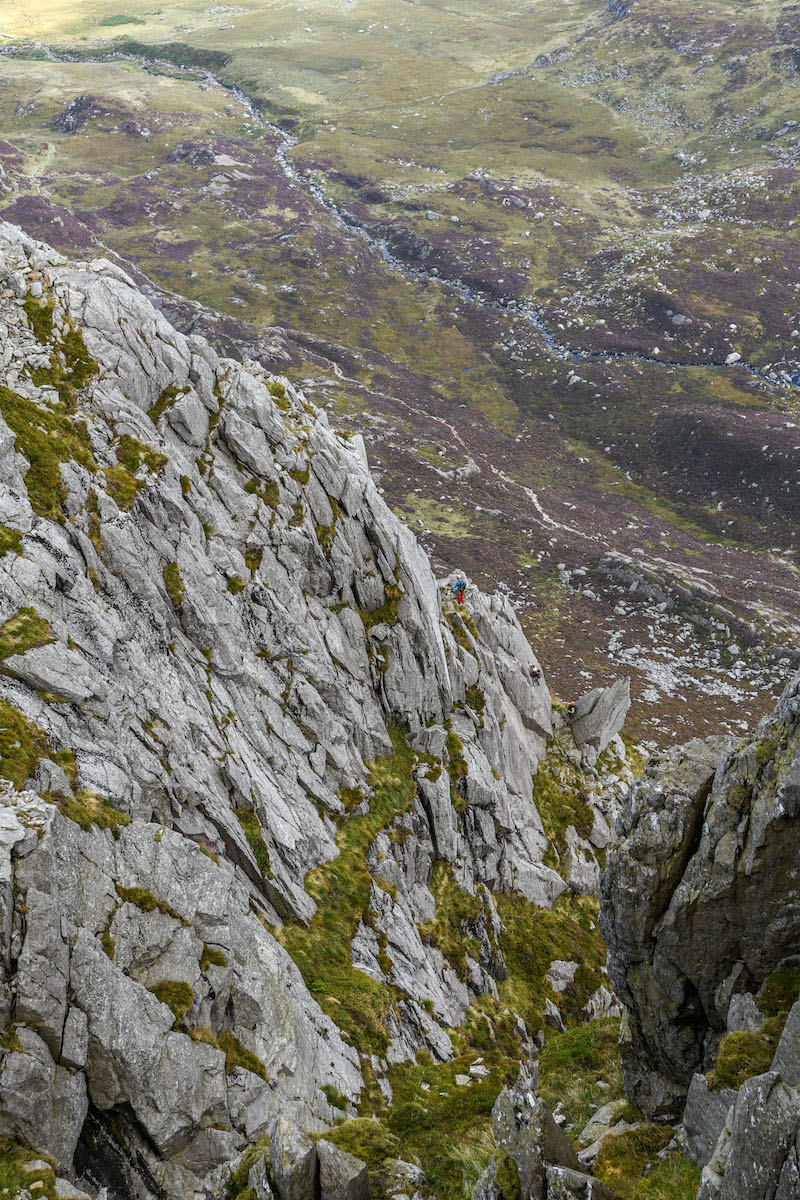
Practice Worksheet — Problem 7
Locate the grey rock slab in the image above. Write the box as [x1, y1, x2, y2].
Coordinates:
[54, 1180, 93, 1200]
[69, 929, 227, 1155]
[715, 1073, 800, 1200]
[491, 1070, 580, 1200]
[570, 679, 630, 767]
[269, 1117, 318, 1200]
[60, 1006, 89, 1070]
[576, 1099, 628, 1150]
[0, 1026, 87, 1169]
[564, 826, 600, 896]
[3, 643, 108, 703]
[683, 1073, 738, 1168]
[317, 1140, 371, 1200]
[726, 992, 764, 1033]
[14, 886, 69, 1058]
[772, 1002, 800, 1087]
[248, 1154, 275, 1200]
[545, 1165, 618, 1200]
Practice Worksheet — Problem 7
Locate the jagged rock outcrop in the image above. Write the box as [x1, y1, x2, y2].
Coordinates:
[569, 679, 630, 768]
[0, 221, 572, 1194]
[683, 999, 800, 1189]
[600, 672, 800, 1119]
[471, 1070, 616, 1200]
[696, 1072, 800, 1200]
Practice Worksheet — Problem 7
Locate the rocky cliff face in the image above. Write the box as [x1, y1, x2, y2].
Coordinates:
[601, 672, 800, 1121]
[0, 221, 601, 1197]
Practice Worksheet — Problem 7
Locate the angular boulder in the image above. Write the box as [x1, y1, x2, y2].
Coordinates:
[269, 1118, 318, 1200]
[473, 1068, 582, 1200]
[772, 1002, 800, 1088]
[545, 1165, 619, 1200]
[570, 679, 630, 767]
[698, 1072, 800, 1199]
[0, 1026, 87, 1169]
[683, 1073, 738, 1168]
[317, 1139, 371, 1200]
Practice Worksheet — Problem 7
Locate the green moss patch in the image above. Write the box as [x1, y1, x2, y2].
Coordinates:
[227, 575, 246, 595]
[358, 583, 403, 634]
[759, 965, 800, 1018]
[635, 1152, 702, 1199]
[106, 434, 165, 509]
[0, 1136, 56, 1200]
[0, 526, 23, 557]
[217, 1030, 268, 1080]
[320, 1083, 349, 1112]
[0, 698, 74, 790]
[23, 293, 55, 343]
[235, 809, 273, 877]
[532, 737, 595, 867]
[29, 325, 99, 409]
[200, 945, 227, 971]
[162, 561, 184, 607]
[57, 789, 130, 833]
[0, 384, 96, 521]
[116, 434, 167, 476]
[104, 464, 141, 510]
[278, 726, 417, 1054]
[706, 1021, 782, 1092]
[115, 884, 183, 923]
[0, 606, 54, 661]
[495, 1151, 521, 1200]
[384, 1050, 503, 1200]
[321, 1118, 399, 1167]
[149, 384, 189, 423]
[495, 892, 605, 1037]
[419, 862, 484, 981]
[227, 1135, 270, 1200]
[245, 479, 280, 508]
[594, 1125, 674, 1198]
[151, 979, 193, 1026]
[539, 1017, 624, 1138]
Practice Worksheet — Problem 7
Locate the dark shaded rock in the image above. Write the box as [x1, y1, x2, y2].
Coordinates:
[601, 674, 800, 1118]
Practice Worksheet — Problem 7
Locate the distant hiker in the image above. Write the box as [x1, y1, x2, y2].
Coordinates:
[567, 702, 576, 717]
[453, 578, 466, 604]
[530, 666, 541, 683]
